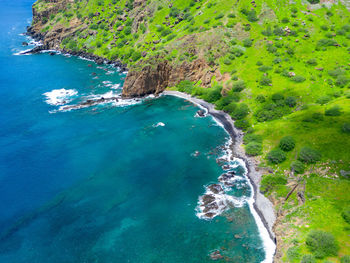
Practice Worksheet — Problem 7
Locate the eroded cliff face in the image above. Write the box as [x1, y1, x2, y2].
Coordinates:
[122, 59, 223, 97]
[122, 61, 171, 97]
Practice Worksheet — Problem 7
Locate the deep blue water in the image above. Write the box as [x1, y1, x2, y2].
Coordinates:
[0, 1, 266, 262]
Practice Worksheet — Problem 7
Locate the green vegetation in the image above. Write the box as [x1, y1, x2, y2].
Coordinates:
[32, 0, 350, 261]
[267, 149, 286, 164]
[305, 230, 339, 258]
[279, 136, 295, 152]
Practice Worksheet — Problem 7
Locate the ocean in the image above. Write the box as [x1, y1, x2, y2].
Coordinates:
[0, 1, 269, 262]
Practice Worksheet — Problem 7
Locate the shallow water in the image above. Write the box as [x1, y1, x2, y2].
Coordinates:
[0, 1, 266, 262]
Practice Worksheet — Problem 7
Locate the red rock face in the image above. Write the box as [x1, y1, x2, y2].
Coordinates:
[122, 59, 223, 98]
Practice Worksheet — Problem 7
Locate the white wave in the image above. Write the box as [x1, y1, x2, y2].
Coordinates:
[28, 39, 42, 46]
[87, 91, 117, 100]
[13, 49, 33, 56]
[43, 88, 78, 106]
[78, 56, 94, 62]
[111, 84, 121, 89]
[195, 183, 247, 220]
[153, 122, 165, 128]
[102, 81, 112, 86]
[111, 98, 142, 108]
[195, 136, 276, 263]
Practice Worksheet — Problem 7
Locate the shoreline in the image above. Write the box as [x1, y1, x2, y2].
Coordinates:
[24, 28, 129, 72]
[162, 90, 277, 262]
[20, 33, 278, 260]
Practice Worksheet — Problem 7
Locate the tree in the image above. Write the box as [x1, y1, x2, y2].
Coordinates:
[306, 230, 339, 258]
[245, 142, 262, 156]
[325, 105, 342, 116]
[267, 149, 286, 164]
[298, 147, 321, 163]
[290, 160, 305, 174]
[301, 255, 316, 263]
[279, 136, 295, 151]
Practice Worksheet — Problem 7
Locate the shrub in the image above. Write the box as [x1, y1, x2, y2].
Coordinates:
[166, 34, 177, 41]
[245, 142, 262, 156]
[247, 10, 258, 22]
[131, 52, 141, 61]
[223, 58, 232, 65]
[161, 28, 172, 37]
[267, 149, 286, 164]
[325, 105, 342, 116]
[298, 147, 321, 163]
[231, 103, 249, 120]
[169, 7, 180, 18]
[312, 112, 324, 121]
[316, 95, 331, 105]
[301, 255, 316, 263]
[235, 119, 251, 131]
[341, 255, 350, 263]
[267, 44, 277, 53]
[272, 93, 284, 102]
[260, 76, 272, 86]
[124, 26, 132, 35]
[282, 17, 290, 23]
[215, 94, 238, 110]
[317, 39, 337, 47]
[232, 48, 244, 57]
[243, 134, 263, 144]
[290, 160, 305, 174]
[258, 65, 272, 72]
[201, 86, 222, 103]
[256, 95, 266, 103]
[222, 102, 237, 114]
[305, 230, 338, 258]
[232, 80, 246, 92]
[287, 246, 301, 262]
[279, 136, 295, 151]
[342, 207, 350, 224]
[177, 80, 194, 93]
[306, 58, 317, 65]
[255, 103, 287, 122]
[261, 174, 287, 193]
[243, 38, 253, 47]
[285, 96, 297, 107]
[343, 123, 350, 133]
[215, 13, 224, 20]
[335, 75, 350, 87]
[291, 75, 306, 82]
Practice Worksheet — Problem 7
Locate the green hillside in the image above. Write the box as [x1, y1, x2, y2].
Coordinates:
[31, 0, 350, 262]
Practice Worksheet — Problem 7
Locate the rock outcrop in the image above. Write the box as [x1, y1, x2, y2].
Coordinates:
[122, 58, 222, 97]
[122, 61, 171, 97]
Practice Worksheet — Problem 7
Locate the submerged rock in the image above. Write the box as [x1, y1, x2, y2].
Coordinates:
[197, 109, 206, 117]
[208, 184, 223, 194]
[209, 250, 223, 260]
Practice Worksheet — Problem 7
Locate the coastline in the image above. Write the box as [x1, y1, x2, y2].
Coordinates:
[162, 90, 277, 262]
[24, 28, 128, 72]
[19, 35, 278, 261]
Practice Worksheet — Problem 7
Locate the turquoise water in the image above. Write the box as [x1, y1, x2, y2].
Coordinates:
[0, 1, 266, 262]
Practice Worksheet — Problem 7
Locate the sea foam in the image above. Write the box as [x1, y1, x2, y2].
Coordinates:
[43, 88, 78, 106]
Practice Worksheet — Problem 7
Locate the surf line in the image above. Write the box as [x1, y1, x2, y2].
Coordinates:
[162, 90, 276, 263]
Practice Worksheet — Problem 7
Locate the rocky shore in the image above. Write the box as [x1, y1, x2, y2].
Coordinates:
[25, 27, 128, 71]
[162, 90, 276, 257]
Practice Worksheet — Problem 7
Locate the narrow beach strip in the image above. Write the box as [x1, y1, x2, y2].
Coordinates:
[162, 90, 276, 263]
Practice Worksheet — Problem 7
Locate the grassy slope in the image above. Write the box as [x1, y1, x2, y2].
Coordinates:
[33, 0, 350, 262]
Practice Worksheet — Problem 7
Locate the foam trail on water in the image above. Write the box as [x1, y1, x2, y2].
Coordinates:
[196, 135, 276, 263]
[43, 89, 78, 106]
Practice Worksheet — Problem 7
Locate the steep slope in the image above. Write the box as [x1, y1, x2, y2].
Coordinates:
[29, 0, 350, 262]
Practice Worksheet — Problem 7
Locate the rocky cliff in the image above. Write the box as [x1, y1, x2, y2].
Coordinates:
[122, 58, 222, 97]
